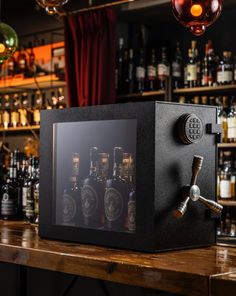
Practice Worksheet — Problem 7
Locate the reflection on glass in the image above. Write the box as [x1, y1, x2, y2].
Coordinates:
[53, 119, 136, 234]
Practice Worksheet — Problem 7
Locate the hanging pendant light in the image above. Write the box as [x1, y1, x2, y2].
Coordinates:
[36, 0, 69, 15]
[172, 0, 223, 36]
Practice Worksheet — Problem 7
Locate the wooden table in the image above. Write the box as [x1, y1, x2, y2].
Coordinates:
[0, 221, 235, 296]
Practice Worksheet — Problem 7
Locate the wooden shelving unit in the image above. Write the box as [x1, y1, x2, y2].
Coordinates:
[218, 143, 236, 148]
[0, 74, 66, 93]
[218, 200, 236, 207]
[117, 90, 165, 100]
[0, 125, 40, 132]
[173, 84, 236, 95]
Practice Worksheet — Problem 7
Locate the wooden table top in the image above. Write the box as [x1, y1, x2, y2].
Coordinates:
[0, 221, 235, 296]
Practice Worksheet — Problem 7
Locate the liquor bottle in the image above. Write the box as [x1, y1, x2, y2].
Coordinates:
[19, 92, 31, 126]
[201, 40, 216, 87]
[22, 157, 31, 219]
[193, 96, 200, 105]
[2, 95, 10, 129]
[123, 50, 129, 94]
[191, 41, 201, 86]
[33, 90, 43, 125]
[81, 148, 109, 228]
[28, 45, 36, 77]
[1, 153, 19, 220]
[178, 96, 186, 104]
[227, 96, 236, 143]
[219, 158, 232, 200]
[7, 55, 16, 76]
[121, 153, 136, 233]
[217, 96, 228, 143]
[128, 48, 135, 94]
[62, 153, 81, 226]
[11, 94, 20, 128]
[104, 147, 129, 231]
[217, 51, 233, 85]
[146, 48, 157, 91]
[186, 48, 197, 88]
[25, 157, 38, 222]
[201, 96, 209, 105]
[57, 88, 66, 109]
[17, 46, 28, 77]
[172, 42, 183, 89]
[33, 159, 40, 224]
[135, 49, 146, 92]
[157, 47, 170, 90]
[115, 38, 124, 94]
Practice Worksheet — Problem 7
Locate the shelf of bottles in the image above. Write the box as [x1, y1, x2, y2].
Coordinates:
[0, 41, 65, 93]
[115, 38, 236, 100]
[0, 87, 66, 131]
[0, 149, 40, 224]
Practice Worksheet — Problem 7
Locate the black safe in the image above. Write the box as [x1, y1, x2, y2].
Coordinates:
[39, 101, 221, 252]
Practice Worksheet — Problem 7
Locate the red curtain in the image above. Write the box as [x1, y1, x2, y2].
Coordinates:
[64, 9, 117, 107]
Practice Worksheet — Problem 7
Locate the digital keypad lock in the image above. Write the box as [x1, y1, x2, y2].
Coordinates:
[178, 114, 204, 144]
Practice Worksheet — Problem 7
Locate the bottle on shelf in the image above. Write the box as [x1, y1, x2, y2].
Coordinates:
[27, 44, 36, 77]
[227, 96, 236, 143]
[11, 94, 20, 128]
[123, 50, 129, 94]
[2, 95, 11, 129]
[57, 88, 66, 109]
[17, 46, 28, 77]
[7, 55, 16, 77]
[135, 48, 146, 92]
[33, 90, 43, 125]
[172, 41, 183, 89]
[219, 152, 233, 200]
[217, 96, 228, 143]
[33, 158, 40, 224]
[19, 92, 32, 127]
[217, 51, 233, 85]
[115, 38, 125, 94]
[191, 41, 201, 86]
[186, 48, 197, 88]
[157, 47, 170, 90]
[146, 48, 157, 91]
[128, 48, 135, 94]
[201, 40, 216, 87]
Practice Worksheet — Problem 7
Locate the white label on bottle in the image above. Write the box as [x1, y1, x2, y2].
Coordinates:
[147, 65, 156, 78]
[187, 64, 197, 81]
[136, 66, 145, 79]
[172, 62, 181, 77]
[227, 117, 236, 139]
[220, 180, 231, 198]
[157, 64, 170, 76]
[217, 71, 233, 83]
[22, 187, 28, 208]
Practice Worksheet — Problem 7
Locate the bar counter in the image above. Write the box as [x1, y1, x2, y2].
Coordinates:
[0, 221, 235, 296]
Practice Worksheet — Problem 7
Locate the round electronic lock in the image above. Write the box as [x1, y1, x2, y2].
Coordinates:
[178, 113, 203, 144]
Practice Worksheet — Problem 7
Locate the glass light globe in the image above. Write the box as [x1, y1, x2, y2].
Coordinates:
[0, 22, 18, 64]
[172, 0, 223, 36]
[36, 0, 69, 15]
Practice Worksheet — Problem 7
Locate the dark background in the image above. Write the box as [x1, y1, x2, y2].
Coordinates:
[0, 0, 233, 295]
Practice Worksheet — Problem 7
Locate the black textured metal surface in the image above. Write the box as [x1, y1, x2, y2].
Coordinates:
[39, 101, 217, 252]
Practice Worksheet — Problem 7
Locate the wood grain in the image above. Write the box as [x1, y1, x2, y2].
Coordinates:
[0, 221, 236, 296]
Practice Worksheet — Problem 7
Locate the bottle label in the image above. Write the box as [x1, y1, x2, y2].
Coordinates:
[81, 185, 98, 218]
[1, 193, 15, 216]
[22, 187, 28, 212]
[34, 188, 39, 216]
[187, 64, 197, 81]
[104, 188, 123, 222]
[172, 62, 181, 78]
[157, 64, 170, 78]
[217, 71, 233, 83]
[128, 200, 136, 232]
[26, 199, 34, 219]
[2, 111, 10, 124]
[136, 67, 145, 79]
[19, 109, 27, 126]
[220, 180, 231, 198]
[11, 111, 19, 126]
[227, 118, 236, 139]
[147, 65, 156, 80]
[19, 59, 26, 69]
[62, 192, 77, 223]
[33, 110, 40, 124]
